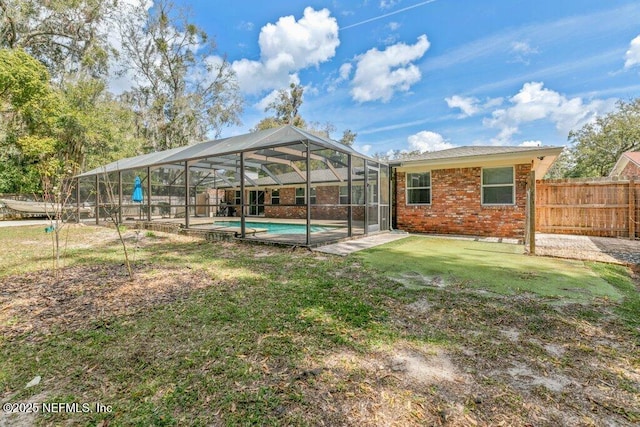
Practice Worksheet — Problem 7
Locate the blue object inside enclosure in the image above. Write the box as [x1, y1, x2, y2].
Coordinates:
[132, 176, 143, 203]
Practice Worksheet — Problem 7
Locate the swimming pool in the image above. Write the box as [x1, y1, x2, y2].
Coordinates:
[211, 220, 339, 234]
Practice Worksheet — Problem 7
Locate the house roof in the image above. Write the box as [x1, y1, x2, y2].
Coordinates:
[389, 145, 560, 163]
[76, 125, 376, 178]
[623, 151, 640, 166]
[390, 145, 564, 179]
[609, 151, 640, 177]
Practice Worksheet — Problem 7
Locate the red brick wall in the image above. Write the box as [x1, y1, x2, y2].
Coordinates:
[265, 187, 306, 219]
[394, 164, 531, 238]
[621, 161, 640, 178]
[223, 187, 364, 220]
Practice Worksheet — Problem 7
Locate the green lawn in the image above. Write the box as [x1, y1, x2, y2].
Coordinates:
[357, 235, 622, 302]
[1, 226, 638, 426]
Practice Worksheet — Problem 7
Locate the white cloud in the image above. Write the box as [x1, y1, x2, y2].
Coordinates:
[327, 63, 352, 93]
[511, 41, 535, 55]
[484, 82, 615, 144]
[254, 75, 301, 110]
[254, 89, 280, 112]
[445, 95, 503, 117]
[237, 21, 254, 31]
[408, 131, 454, 152]
[624, 34, 640, 68]
[380, 34, 400, 46]
[339, 63, 352, 80]
[354, 143, 372, 154]
[510, 41, 539, 65]
[483, 97, 504, 109]
[380, 0, 400, 10]
[445, 95, 480, 117]
[232, 7, 340, 94]
[387, 21, 401, 31]
[519, 140, 542, 147]
[351, 35, 430, 102]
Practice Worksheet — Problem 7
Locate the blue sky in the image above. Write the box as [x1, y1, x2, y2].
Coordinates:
[169, 0, 640, 155]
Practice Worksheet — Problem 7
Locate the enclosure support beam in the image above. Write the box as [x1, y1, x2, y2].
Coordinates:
[193, 172, 212, 188]
[76, 178, 80, 223]
[306, 142, 311, 246]
[260, 165, 282, 185]
[212, 170, 234, 187]
[245, 152, 306, 180]
[240, 152, 246, 238]
[118, 171, 123, 224]
[272, 146, 343, 181]
[363, 160, 369, 236]
[146, 167, 152, 222]
[347, 154, 352, 237]
[185, 162, 190, 229]
[95, 174, 99, 225]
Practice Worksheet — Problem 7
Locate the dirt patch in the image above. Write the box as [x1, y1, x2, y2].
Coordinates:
[0, 391, 48, 427]
[499, 328, 520, 342]
[388, 348, 462, 385]
[543, 343, 565, 357]
[300, 347, 477, 426]
[0, 264, 215, 341]
[407, 298, 431, 313]
[391, 271, 447, 289]
[384, 278, 640, 427]
[505, 362, 573, 392]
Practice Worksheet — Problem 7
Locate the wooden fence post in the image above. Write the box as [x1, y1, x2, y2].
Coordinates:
[528, 171, 536, 254]
[630, 178, 636, 239]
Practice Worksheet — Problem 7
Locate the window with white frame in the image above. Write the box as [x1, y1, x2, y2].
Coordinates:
[271, 189, 280, 205]
[234, 190, 241, 205]
[406, 172, 431, 205]
[309, 187, 316, 204]
[295, 187, 305, 205]
[339, 186, 348, 204]
[482, 167, 514, 205]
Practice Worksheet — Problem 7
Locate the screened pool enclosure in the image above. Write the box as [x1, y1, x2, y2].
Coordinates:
[75, 126, 391, 246]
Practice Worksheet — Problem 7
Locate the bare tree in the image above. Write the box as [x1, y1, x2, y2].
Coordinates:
[99, 169, 134, 279]
[41, 167, 76, 281]
[117, 0, 243, 150]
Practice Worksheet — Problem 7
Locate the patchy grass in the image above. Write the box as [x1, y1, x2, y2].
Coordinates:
[1, 226, 639, 426]
[0, 224, 122, 277]
[588, 262, 640, 333]
[357, 235, 623, 302]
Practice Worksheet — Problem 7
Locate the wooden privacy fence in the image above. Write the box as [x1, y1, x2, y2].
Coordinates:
[536, 177, 638, 238]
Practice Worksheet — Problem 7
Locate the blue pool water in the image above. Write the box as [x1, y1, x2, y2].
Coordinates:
[212, 220, 338, 234]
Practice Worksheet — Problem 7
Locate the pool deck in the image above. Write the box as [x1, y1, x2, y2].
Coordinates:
[313, 231, 409, 256]
[117, 216, 368, 247]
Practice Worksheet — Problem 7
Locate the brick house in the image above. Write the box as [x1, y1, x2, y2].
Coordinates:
[610, 151, 640, 178]
[77, 125, 563, 244]
[389, 146, 563, 238]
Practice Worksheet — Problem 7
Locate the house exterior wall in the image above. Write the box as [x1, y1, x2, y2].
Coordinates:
[620, 161, 640, 178]
[265, 187, 306, 219]
[394, 163, 532, 238]
[223, 186, 364, 220]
